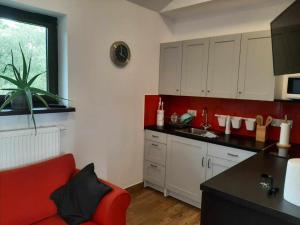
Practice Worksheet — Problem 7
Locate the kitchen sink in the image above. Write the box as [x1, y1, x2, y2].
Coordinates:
[175, 128, 218, 138]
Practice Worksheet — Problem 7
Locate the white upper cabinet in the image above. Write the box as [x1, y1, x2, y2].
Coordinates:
[238, 31, 275, 101]
[159, 42, 182, 95]
[206, 34, 242, 99]
[158, 30, 275, 101]
[181, 38, 210, 97]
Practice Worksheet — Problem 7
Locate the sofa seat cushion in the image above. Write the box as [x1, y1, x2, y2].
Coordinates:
[33, 215, 98, 225]
[0, 154, 76, 225]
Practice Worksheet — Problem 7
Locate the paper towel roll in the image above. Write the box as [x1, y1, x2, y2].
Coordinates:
[279, 122, 291, 145]
[156, 110, 164, 127]
[284, 159, 300, 207]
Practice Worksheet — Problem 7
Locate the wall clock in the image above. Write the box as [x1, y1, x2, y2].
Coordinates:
[110, 41, 131, 67]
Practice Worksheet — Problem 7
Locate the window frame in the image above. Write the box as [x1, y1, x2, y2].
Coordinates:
[0, 4, 59, 107]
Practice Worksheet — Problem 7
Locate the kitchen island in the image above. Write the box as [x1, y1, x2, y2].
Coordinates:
[200, 149, 300, 225]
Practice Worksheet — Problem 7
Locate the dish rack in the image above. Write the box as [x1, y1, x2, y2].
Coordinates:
[166, 116, 193, 129]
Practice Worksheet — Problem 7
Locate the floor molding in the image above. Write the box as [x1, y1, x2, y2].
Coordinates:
[126, 182, 144, 194]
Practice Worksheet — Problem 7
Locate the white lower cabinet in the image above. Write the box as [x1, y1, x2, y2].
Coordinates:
[144, 161, 165, 188]
[205, 156, 237, 180]
[144, 131, 167, 192]
[205, 143, 256, 180]
[143, 131, 257, 208]
[166, 135, 207, 208]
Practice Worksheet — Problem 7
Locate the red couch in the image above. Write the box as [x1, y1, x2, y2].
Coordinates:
[0, 154, 131, 225]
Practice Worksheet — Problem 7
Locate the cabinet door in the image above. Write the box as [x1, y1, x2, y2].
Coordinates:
[166, 135, 207, 203]
[207, 34, 242, 98]
[238, 31, 275, 101]
[159, 42, 182, 95]
[206, 156, 237, 180]
[181, 38, 209, 96]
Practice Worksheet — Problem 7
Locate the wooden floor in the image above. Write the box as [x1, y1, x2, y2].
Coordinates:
[126, 186, 200, 225]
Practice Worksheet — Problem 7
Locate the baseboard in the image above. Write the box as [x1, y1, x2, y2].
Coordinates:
[126, 182, 144, 193]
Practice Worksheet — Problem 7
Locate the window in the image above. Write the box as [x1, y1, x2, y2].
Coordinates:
[0, 5, 58, 105]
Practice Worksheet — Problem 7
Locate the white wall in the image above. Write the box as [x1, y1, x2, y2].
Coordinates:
[0, 0, 165, 188]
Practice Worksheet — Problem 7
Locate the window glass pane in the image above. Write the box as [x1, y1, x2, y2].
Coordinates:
[0, 18, 47, 95]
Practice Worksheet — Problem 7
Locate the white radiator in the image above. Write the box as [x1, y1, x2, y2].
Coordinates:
[0, 127, 61, 170]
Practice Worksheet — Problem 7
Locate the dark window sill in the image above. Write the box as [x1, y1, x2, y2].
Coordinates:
[0, 106, 76, 116]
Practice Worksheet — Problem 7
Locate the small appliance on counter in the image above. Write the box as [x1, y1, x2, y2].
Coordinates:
[284, 158, 300, 207]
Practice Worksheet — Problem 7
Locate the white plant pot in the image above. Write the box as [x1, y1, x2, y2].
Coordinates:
[217, 115, 227, 127]
[231, 117, 242, 129]
[245, 118, 256, 131]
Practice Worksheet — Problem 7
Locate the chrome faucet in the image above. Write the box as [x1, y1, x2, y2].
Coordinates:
[201, 107, 211, 130]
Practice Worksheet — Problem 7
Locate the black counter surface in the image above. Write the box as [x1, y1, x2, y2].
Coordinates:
[145, 125, 274, 152]
[200, 151, 300, 224]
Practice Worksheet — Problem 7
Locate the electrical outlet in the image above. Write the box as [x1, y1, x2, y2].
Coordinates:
[187, 109, 197, 117]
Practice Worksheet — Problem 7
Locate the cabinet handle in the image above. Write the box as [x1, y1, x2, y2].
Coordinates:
[152, 135, 159, 138]
[152, 143, 159, 147]
[207, 90, 210, 93]
[150, 164, 158, 168]
[227, 153, 239, 157]
[238, 91, 242, 95]
[201, 90, 205, 93]
[176, 89, 179, 92]
[208, 158, 211, 168]
[202, 157, 205, 167]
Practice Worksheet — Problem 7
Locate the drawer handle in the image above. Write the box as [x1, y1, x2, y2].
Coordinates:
[150, 164, 158, 168]
[227, 153, 239, 157]
[208, 158, 211, 168]
[152, 143, 159, 147]
[152, 135, 159, 138]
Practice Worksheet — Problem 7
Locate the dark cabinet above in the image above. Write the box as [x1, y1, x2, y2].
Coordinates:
[271, 1, 300, 76]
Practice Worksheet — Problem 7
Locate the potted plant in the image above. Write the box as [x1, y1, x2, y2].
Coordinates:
[0, 44, 67, 132]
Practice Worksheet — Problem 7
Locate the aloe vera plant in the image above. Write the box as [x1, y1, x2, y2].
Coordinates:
[0, 44, 66, 132]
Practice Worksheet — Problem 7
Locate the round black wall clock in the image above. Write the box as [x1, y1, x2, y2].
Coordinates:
[110, 41, 131, 67]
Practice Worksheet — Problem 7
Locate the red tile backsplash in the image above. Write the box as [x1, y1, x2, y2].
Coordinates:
[144, 95, 300, 144]
[144, 95, 160, 127]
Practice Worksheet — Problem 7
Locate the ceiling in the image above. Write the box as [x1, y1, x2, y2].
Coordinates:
[127, 0, 295, 20]
[126, 0, 172, 12]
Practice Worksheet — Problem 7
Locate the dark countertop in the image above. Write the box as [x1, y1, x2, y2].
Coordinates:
[200, 150, 300, 224]
[145, 125, 274, 152]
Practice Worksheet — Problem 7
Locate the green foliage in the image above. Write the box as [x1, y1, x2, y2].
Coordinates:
[0, 44, 66, 133]
[0, 18, 47, 94]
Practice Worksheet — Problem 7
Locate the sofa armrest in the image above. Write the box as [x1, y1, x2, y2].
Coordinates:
[92, 180, 131, 225]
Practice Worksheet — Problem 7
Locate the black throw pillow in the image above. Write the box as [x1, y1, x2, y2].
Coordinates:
[51, 163, 112, 225]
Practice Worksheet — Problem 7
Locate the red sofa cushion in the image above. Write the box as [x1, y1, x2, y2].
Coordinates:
[0, 154, 76, 225]
[32, 215, 97, 225]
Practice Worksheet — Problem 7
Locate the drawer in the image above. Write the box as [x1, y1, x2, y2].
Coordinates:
[144, 140, 167, 166]
[208, 143, 256, 163]
[145, 130, 167, 144]
[144, 161, 165, 187]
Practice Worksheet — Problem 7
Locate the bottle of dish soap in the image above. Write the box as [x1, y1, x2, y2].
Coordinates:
[157, 98, 164, 128]
[225, 115, 231, 135]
